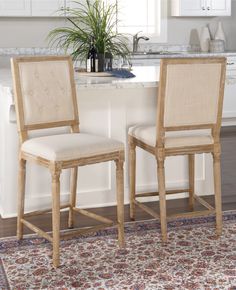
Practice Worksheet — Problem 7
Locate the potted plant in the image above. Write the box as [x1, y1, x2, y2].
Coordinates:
[48, 0, 131, 71]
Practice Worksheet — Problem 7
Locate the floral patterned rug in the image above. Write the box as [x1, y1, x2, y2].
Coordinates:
[0, 211, 236, 290]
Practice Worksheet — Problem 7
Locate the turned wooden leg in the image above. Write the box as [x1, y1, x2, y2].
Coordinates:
[129, 137, 136, 220]
[213, 151, 222, 236]
[157, 153, 167, 243]
[116, 160, 125, 248]
[51, 164, 61, 268]
[17, 158, 26, 240]
[188, 154, 195, 211]
[68, 167, 78, 228]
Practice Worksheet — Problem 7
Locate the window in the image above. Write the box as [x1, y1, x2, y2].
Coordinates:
[115, 0, 167, 42]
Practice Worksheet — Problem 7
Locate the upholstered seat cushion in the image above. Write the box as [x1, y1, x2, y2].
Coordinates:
[21, 133, 124, 161]
[129, 125, 214, 148]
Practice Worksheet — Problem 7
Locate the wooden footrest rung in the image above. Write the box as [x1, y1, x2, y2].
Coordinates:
[134, 200, 159, 219]
[60, 224, 116, 240]
[21, 219, 53, 242]
[21, 205, 114, 244]
[167, 209, 215, 220]
[21, 219, 116, 242]
[73, 207, 114, 225]
[194, 194, 214, 210]
[135, 188, 189, 198]
[23, 203, 70, 218]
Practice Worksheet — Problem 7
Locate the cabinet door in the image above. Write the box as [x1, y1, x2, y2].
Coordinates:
[0, 0, 31, 16]
[181, 0, 206, 16]
[31, 0, 65, 17]
[172, 0, 207, 16]
[206, 0, 231, 16]
[223, 57, 236, 118]
[66, 0, 79, 9]
[65, 0, 84, 15]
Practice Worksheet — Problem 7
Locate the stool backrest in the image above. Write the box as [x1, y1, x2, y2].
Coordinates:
[156, 58, 226, 146]
[11, 56, 79, 144]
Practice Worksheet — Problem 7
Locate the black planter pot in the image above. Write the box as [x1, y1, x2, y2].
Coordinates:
[97, 52, 113, 72]
[98, 53, 105, 72]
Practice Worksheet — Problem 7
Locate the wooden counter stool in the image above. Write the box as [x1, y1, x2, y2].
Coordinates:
[11, 55, 125, 267]
[128, 57, 226, 242]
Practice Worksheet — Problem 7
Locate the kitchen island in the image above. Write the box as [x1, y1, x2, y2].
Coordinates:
[0, 63, 235, 218]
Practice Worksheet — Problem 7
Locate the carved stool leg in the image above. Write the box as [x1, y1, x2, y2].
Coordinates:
[188, 154, 195, 211]
[51, 164, 61, 268]
[17, 158, 26, 240]
[157, 151, 167, 243]
[213, 151, 222, 236]
[68, 167, 78, 228]
[116, 160, 125, 248]
[129, 138, 136, 220]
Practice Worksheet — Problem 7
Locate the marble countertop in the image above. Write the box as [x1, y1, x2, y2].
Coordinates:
[75, 66, 160, 90]
[1, 50, 236, 93]
[0, 65, 160, 93]
[131, 51, 236, 59]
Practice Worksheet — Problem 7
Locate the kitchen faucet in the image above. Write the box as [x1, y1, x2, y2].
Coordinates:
[133, 31, 149, 53]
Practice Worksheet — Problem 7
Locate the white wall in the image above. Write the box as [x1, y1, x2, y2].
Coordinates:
[0, 0, 235, 49]
[0, 18, 65, 47]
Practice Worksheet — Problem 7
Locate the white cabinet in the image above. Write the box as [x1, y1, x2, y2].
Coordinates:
[31, 0, 80, 17]
[171, 0, 206, 16]
[0, 0, 79, 17]
[223, 57, 236, 118]
[65, 0, 81, 15]
[171, 0, 231, 16]
[207, 0, 231, 16]
[31, 0, 64, 17]
[66, 0, 79, 9]
[0, 0, 31, 16]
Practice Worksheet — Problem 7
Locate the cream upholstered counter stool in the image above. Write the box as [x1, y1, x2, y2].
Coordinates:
[11, 55, 125, 268]
[128, 58, 226, 242]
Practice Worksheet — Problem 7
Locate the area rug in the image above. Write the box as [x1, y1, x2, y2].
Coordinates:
[0, 212, 236, 290]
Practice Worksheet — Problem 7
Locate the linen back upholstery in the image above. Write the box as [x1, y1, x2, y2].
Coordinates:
[11, 56, 79, 139]
[157, 58, 226, 144]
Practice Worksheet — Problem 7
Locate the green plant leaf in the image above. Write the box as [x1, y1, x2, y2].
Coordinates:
[47, 0, 131, 62]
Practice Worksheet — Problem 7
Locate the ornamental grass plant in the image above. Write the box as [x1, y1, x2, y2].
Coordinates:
[48, 0, 130, 63]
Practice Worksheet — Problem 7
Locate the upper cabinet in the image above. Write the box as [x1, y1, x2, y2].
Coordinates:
[0, 0, 81, 17]
[0, 0, 31, 16]
[63, 0, 78, 15]
[66, 0, 79, 10]
[171, 0, 231, 16]
[208, 0, 231, 16]
[65, 0, 87, 15]
[31, 0, 64, 17]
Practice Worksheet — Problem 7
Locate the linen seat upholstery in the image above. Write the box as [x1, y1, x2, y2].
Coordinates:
[22, 133, 124, 161]
[128, 58, 226, 243]
[129, 125, 214, 148]
[11, 55, 125, 268]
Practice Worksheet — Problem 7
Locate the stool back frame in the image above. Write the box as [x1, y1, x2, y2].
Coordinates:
[11, 56, 80, 145]
[156, 58, 226, 152]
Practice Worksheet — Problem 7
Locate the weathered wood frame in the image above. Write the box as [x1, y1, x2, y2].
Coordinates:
[129, 57, 227, 242]
[11, 56, 125, 268]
